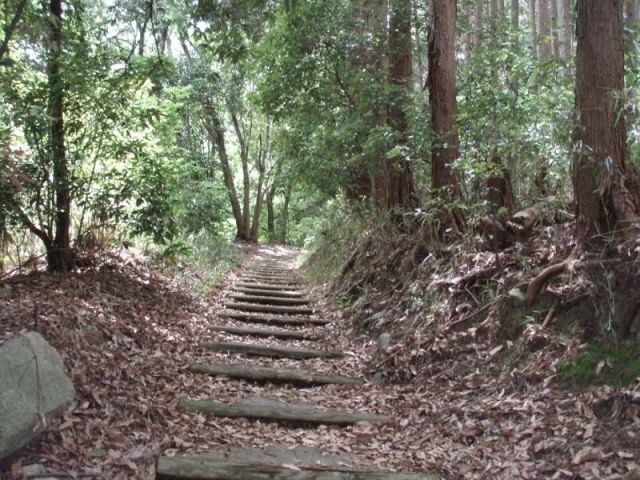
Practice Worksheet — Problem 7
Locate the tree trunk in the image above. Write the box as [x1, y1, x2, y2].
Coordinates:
[558, 0, 571, 60]
[280, 179, 293, 244]
[0, 0, 29, 62]
[536, 0, 551, 59]
[428, 0, 464, 233]
[47, 0, 72, 272]
[473, 0, 485, 48]
[137, 2, 152, 56]
[250, 121, 272, 242]
[625, 0, 639, 23]
[205, 101, 246, 240]
[486, 153, 515, 248]
[549, 0, 559, 56]
[573, 0, 640, 240]
[490, 0, 498, 20]
[266, 182, 277, 243]
[382, 0, 415, 210]
[625, 0, 639, 59]
[511, 0, 519, 30]
[346, 0, 387, 202]
[231, 111, 251, 239]
[266, 155, 283, 244]
[250, 166, 265, 243]
[413, 0, 425, 87]
[528, 0, 537, 52]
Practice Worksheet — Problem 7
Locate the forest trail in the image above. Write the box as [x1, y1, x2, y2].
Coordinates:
[155, 247, 437, 479]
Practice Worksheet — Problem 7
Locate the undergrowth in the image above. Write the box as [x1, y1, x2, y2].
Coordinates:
[557, 341, 640, 389]
[305, 199, 640, 392]
[150, 232, 242, 299]
[304, 200, 371, 287]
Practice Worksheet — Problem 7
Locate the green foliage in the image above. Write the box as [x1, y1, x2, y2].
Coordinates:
[253, 0, 392, 197]
[557, 342, 640, 389]
[457, 20, 574, 205]
[1, 0, 639, 281]
[155, 231, 243, 299]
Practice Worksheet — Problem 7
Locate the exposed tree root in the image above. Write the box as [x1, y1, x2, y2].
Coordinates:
[526, 260, 569, 307]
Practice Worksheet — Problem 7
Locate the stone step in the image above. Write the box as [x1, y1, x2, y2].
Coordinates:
[220, 311, 330, 326]
[211, 325, 315, 340]
[157, 460, 438, 479]
[179, 398, 387, 426]
[231, 287, 307, 297]
[236, 282, 306, 292]
[201, 341, 342, 359]
[225, 302, 314, 315]
[189, 363, 363, 386]
[228, 294, 310, 306]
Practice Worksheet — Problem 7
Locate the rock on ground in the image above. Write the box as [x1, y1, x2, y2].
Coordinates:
[0, 331, 75, 460]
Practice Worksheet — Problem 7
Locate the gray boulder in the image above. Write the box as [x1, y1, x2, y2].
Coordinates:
[377, 332, 391, 353]
[0, 331, 75, 460]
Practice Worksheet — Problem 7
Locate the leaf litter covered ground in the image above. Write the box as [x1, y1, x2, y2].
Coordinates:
[0, 245, 639, 479]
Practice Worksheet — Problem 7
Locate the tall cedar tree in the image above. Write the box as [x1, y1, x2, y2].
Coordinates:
[378, 0, 415, 209]
[573, 0, 640, 239]
[48, 0, 72, 271]
[428, 0, 464, 232]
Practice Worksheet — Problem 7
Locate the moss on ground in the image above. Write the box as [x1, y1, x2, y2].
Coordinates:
[557, 341, 640, 389]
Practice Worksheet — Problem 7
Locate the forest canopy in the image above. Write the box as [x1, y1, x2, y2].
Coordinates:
[0, 0, 639, 276]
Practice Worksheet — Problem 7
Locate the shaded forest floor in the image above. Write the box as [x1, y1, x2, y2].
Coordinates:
[0, 242, 639, 479]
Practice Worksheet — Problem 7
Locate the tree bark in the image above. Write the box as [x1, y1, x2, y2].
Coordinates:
[266, 182, 276, 243]
[528, 0, 537, 52]
[380, 0, 415, 210]
[486, 153, 515, 248]
[625, 0, 639, 23]
[490, 0, 498, 20]
[47, 0, 72, 272]
[428, 0, 464, 233]
[536, 0, 551, 59]
[250, 120, 272, 242]
[280, 178, 293, 244]
[573, 0, 640, 240]
[558, 0, 571, 60]
[511, 0, 519, 30]
[550, 0, 560, 59]
[230, 111, 251, 239]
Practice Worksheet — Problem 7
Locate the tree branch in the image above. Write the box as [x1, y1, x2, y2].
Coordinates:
[16, 206, 52, 249]
[0, 0, 29, 62]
